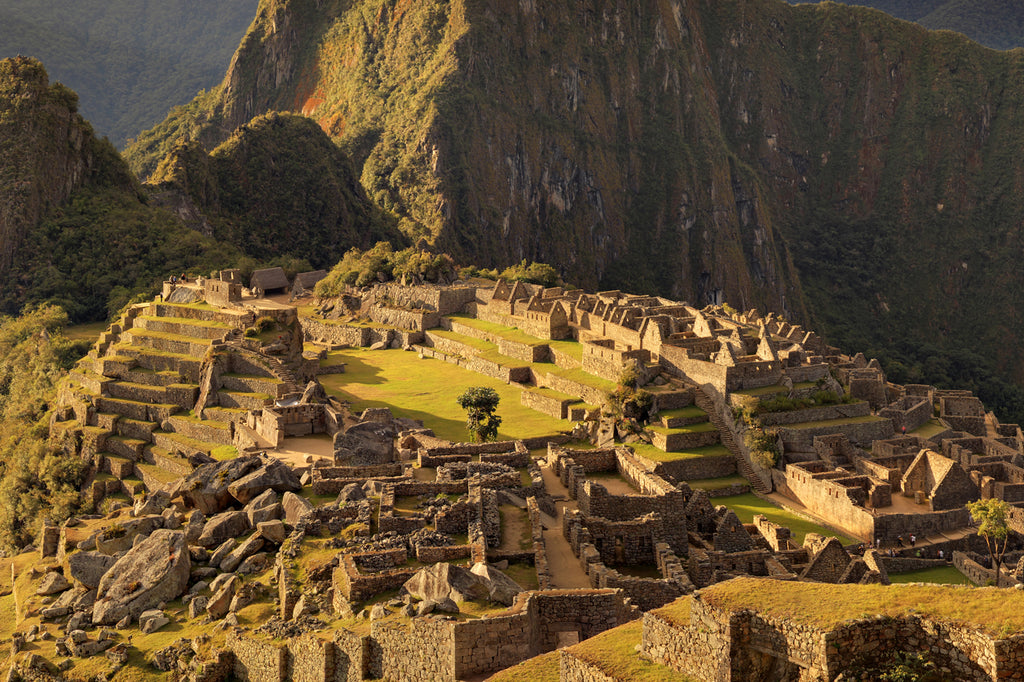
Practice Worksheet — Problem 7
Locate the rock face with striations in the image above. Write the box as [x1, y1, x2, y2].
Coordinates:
[92, 530, 190, 625]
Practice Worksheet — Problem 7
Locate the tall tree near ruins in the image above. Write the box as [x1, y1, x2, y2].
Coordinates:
[457, 387, 502, 443]
[967, 498, 1011, 586]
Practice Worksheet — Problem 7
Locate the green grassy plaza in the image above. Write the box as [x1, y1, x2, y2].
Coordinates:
[318, 348, 569, 442]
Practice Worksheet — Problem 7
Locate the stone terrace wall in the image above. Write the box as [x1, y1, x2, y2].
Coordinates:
[368, 305, 439, 331]
[758, 401, 871, 427]
[642, 600, 731, 682]
[228, 633, 288, 682]
[372, 618, 456, 682]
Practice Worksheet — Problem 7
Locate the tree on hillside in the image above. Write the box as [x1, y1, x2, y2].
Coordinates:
[967, 498, 1011, 586]
[456, 387, 502, 443]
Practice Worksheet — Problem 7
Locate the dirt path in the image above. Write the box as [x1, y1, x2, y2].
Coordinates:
[269, 434, 335, 468]
[498, 504, 530, 553]
[538, 464, 591, 589]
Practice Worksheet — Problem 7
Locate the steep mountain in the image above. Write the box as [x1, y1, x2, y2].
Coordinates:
[125, 0, 1024, 393]
[148, 112, 400, 268]
[786, 0, 1024, 50]
[0, 57, 241, 320]
[0, 0, 259, 146]
[0, 56, 133, 284]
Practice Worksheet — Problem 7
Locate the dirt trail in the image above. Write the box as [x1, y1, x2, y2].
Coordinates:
[538, 464, 591, 589]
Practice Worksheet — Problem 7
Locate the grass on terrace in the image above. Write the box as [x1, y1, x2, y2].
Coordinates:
[688, 474, 750, 493]
[785, 415, 888, 429]
[485, 651, 560, 682]
[319, 348, 568, 442]
[702, 577, 1024, 636]
[65, 320, 108, 342]
[563, 620, 693, 681]
[888, 565, 971, 586]
[912, 418, 948, 439]
[629, 442, 731, 463]
[446, 314, 585, 361]
[720, 493, 857, 545]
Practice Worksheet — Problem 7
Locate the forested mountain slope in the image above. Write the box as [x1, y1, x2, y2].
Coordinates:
[787, 0, 1024, 50]
[0, 0, 258, 146]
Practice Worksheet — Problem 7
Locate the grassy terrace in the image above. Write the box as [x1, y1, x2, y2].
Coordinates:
[732, 381, 819, 398]
[785, 415, 888, 429]
[721, 493, 856, 545]
[688, 475, 750, 493]
[912, 418, 948, 439]
[648, 421, 717, 435]
[319, 348, 568, 442]
[137, 315, 231, 329]
[889, 565, 971, 586]
[564, 620, 691, 681]
[446, 314, 586, 361]
[656, 406, 707, 420]
[702, 577, 1024, 636]
[429, 327, 616, 393]
[629, 442, 730, 463]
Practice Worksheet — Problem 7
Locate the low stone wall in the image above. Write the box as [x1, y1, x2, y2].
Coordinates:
[521, 388, 574, 419]
[779, 417, 895, 449]
[559, 650, 616, 682]
[533, 368, 607, 408]
[651, 454, 737, 482]
[650, 427, 720, 452]
[528, 497, 551, 589]
[368, 305, 440, 332]
[758, 401, 870, 427]
[228, 632, 288, 682]
[372, 619, 456, 682]
[333, 555, 420, 603]
[549, 446, 618, 474]
[415, 544, 473, 563]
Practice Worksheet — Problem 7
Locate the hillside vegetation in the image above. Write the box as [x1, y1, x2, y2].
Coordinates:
[122, 0, 1024, 423]
[786, 0, 1024, 50]
[0, 0, 258, 147]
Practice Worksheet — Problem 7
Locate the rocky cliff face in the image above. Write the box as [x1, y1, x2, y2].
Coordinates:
[125, 0, 1024, 383]
[0, 57, 133, 281]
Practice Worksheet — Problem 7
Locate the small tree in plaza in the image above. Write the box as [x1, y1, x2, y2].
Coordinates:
[967, 498, 1011, 585]
[457, 387, 502, 442]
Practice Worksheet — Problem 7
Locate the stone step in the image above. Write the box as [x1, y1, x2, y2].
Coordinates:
[167, 415, 234, 446]
[201, 406, 250, 425]
[106, 380, 169, 404]
[112, 345, 203, 382]
[143, 445, 196, 478]
[108, 366, 187, 388]
[94, 396, 180, 423]
[87, 412, 120, 431]
[218, 373, 284, 397]
[99, 452, 136, 479]
[152, 431, 218, 460]
[218, 390, 272, 410]
[135, 461, 182, 491]
[115, 417, 158, 442]
[122, 329, 215, 359]
[68, 368, 113, 396]
[119, 477, 146, 497]
[105, 435, 147, 461]
[151, 302, 252, 327]
[135, 315, 233, 341]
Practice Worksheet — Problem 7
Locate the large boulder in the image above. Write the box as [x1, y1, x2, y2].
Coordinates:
[469, 562, 524, 606]
[133, 490, 171, 517]
[65, 552, 117, 590]
[402, 563, 490, 604]
[219, 534, 265, 573]
[196, 511, 251, 548]
[92, 530, 190, 625]
[244, 489, 282, 525]
[180, 456, 265, 514]
[227, 458, 302, 505]
[337, 483, 366, 504]
[282, 492, 313, 525]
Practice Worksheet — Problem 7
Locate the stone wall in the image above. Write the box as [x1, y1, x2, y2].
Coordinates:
[372, 619, 456, 682]
[779, 417, 895, 448]
[367, 305, 439, 332]
[758, 401, 871, 427]
[227, 633, 288, 682]
[520, 388, 575, 419]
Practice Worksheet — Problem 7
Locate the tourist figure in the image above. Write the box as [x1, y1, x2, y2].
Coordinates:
[938, 549, 945, 561]
[910, 534, 916, 547]
[897, 535, 905, 547]
[901, 425, 907, 435]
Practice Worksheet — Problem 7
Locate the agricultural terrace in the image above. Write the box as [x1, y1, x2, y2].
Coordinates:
[702, 577, 1024, 637]
[318, 348, 569, 442]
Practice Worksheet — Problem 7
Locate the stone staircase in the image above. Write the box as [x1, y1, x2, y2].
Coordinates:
[690, 385, 772, 494]
[54, 301, 263, 496]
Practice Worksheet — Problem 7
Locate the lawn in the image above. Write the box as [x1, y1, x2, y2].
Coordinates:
[319, 348, 568, 442]
[629, 442, 731, 463]
[688, 475, 749, 494]
[888, 565, 971, 586]
[912, 419, 947, 439]
[720, 493, 857, 545]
